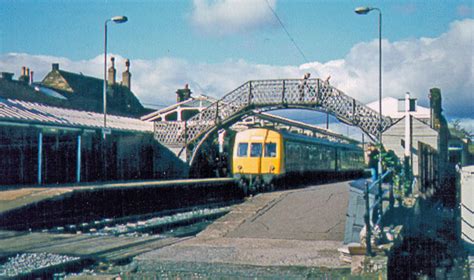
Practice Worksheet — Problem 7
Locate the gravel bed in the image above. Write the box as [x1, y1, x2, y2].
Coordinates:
[0, 252, 80, 278]
[84, 206, 231, 237]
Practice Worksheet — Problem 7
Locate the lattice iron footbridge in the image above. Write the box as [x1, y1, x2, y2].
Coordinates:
[154, 78, 393, 165]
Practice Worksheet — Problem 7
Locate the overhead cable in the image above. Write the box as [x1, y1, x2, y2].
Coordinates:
[265, 0, 310, 63]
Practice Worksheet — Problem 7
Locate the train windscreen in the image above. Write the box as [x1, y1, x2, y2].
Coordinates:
[264, 143, 277, 157]
[250, 143, 263, 157]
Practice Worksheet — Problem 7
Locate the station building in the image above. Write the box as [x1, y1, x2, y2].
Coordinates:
[4, 59, 150, 118]
[0, 62, 186, 186]
[367, 89, 471, 194]
[367, 94, 439, 180]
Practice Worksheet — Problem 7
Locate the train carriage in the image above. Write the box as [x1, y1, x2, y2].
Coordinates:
[232, 128, 364, 193]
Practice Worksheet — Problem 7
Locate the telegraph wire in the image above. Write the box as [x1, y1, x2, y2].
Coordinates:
[265, 0, 310, 64]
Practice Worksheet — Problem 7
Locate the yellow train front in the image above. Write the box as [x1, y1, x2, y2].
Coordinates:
[232, 128, 365, 193]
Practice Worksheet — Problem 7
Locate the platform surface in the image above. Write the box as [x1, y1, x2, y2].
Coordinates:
[135, 181, 354, 272]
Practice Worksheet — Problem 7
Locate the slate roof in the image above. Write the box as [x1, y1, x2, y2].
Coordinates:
[41, 68, 149, 117]
[141, 95, 216, 122]
[57, 70, 103, 94]
[180, 97, 215, 108]
[0, 98, 153, 133]
[0, 78, 71, 108]
[0, 67, 151, 119]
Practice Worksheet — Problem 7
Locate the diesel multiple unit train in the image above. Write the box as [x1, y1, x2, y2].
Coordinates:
[232, 128, 365, 193]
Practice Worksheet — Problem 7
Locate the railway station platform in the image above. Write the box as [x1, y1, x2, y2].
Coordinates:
[133, 180, 367, 278]
[0, 178, 238, 232]
[0, 178, 236, 216]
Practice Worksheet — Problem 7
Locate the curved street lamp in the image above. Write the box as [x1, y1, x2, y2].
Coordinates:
[355, 7, 384, 257]
[355, 6, 383, 177]
[355, 6, 376, 15]
[103, 16, 128, 134]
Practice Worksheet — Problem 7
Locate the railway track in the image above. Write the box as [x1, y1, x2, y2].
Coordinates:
[0, 178, 242, 278]
[0, 201, 239, 279]
[0, 175, 367, 278]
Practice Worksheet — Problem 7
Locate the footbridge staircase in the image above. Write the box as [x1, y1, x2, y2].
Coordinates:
[154, 78, 393, 165]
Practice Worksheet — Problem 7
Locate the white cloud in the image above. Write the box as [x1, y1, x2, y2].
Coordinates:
[190, 0, 276, 36]
[1, 19, 472, 123]
[0, 53, 105, 84]
[301, 19, 474, 118]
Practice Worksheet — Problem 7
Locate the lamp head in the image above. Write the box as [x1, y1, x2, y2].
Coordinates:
[111, 16, 128, 23]
[355, 7, 372, 15]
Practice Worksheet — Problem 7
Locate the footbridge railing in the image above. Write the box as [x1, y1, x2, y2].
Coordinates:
[154, 78, 393, 163]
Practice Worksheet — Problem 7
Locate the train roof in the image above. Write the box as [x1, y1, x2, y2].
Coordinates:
[280, 129, 362, 150]
[237, 128, 362, 150]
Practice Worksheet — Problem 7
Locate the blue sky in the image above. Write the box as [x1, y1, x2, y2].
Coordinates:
[1, 1, 471, 64]
[1, 0, 473, 135]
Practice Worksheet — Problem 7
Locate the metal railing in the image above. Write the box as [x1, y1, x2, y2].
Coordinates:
[364, 168, 394, 256]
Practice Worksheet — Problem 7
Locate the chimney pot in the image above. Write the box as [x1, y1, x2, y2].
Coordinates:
[19, 67, 30, 84]
[122, 59, 131, 89]
[108, 56, 116, 85]
[29, 71, 34, 85]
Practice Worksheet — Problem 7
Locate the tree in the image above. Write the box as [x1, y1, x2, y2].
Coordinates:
[449, 119, 472, 139]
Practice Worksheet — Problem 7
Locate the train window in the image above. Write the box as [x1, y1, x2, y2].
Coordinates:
[264, 143, 277, 157]
[237, 143, 248, 157]
[250, 143, 263, 157]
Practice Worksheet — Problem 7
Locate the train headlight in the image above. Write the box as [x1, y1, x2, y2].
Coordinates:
[270, 165, 275, 172]
[238, 165, 242, 170]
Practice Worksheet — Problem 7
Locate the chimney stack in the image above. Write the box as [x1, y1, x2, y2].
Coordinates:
[52, 63, 59, 71]
[29, 71, 34, 85]
[122, 59, 131, 89]
[1, 72, 14, 81]
[429, 88, 442, 130]
[176, 84, 192, 103]
[19, 66, 29, 84]
[108, 57, 116, 85]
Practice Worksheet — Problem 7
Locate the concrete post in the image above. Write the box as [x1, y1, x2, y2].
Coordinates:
[404, 92, 411, 158]
[218, 130, 226, 154]
[177, 107, 182, 121]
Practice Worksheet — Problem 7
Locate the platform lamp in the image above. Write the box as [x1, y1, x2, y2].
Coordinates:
[355, 6, 383, 179]
[103, 15, 128, 137]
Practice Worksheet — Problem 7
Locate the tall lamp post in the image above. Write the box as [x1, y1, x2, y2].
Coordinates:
[104, 16, 128, 135]
[355, 6, 383, 179]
